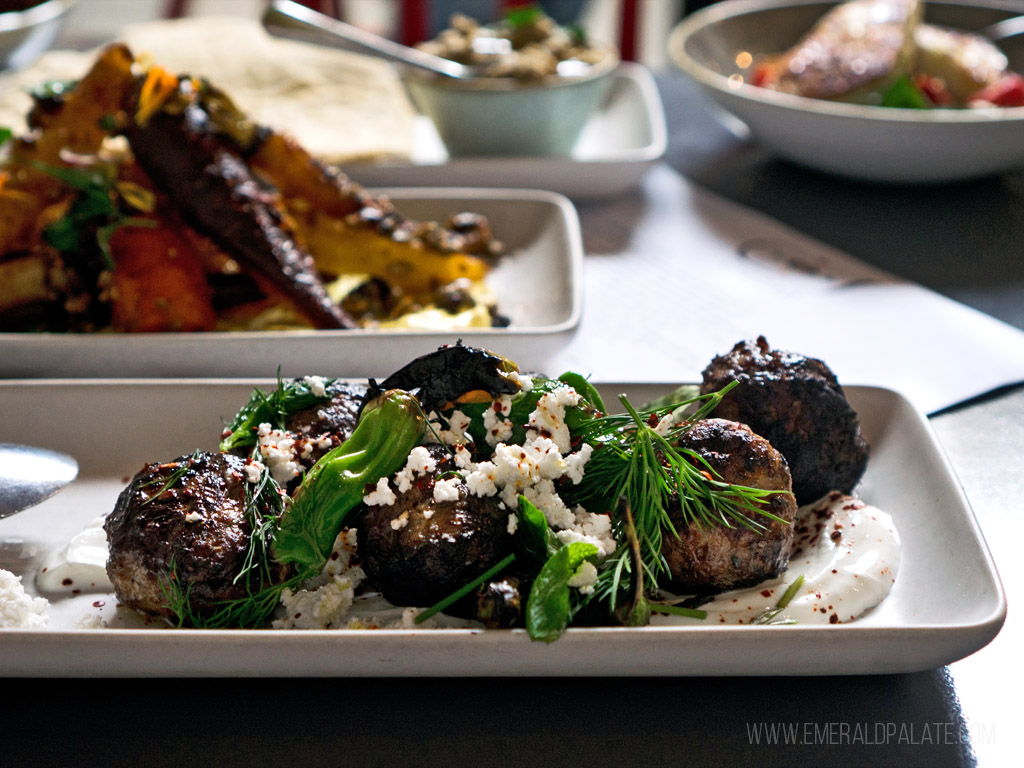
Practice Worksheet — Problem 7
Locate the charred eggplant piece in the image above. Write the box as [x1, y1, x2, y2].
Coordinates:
[123, 80, 354, 330]
[367, 342, 522, 413]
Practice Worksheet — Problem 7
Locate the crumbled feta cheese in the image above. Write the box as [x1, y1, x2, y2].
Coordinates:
[303, 375, 327, 397]
[244, 459, 265, 484]
[507, 513, 518, 535]
[564, 442, 593, 484]
[465, 462, 498, 497]
[425, 409, 473, 446]
[448, 409, 472, 436]
[184, 511, 202, 523]
[433, 476, 462, 503]
[274, 576, 356, 630]
[553, 506, 617, 558]
[451, 443, 474, 470]
[272, 529, 365, 629]
[441, 384, 611, 557]
[567, 560, 598, 594]
[0, 569, 49, 628]
[527, 386, 580, 453]
[75, 613, 106, 629]
[509, 371, 534, 392]
[394, 445, 437, 492]
[257, 423, 303, 485]
[363, 476, 397, 506]
[390, 511, 410, 530]
[653, 413, 676, 436]
[483, 396, 515, 446]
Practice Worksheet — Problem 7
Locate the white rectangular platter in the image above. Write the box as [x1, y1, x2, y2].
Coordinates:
[343, 64, 667, 199]
[0, 378, 1006, 677]
[0, 189, 582, 379]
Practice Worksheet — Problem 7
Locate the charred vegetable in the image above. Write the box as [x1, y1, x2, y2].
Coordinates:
[366, 342, 522, 413]
[123, 74, 354, 330]
[275, 389, 426, 571]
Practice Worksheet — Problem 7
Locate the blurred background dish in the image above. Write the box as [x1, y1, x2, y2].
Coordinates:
[669, 0, 1024, 183]
[347, 61, 666, 199]
[263, 0, 620, 158]
[0, 0, 75, 71]
[0, 189, 584, 378]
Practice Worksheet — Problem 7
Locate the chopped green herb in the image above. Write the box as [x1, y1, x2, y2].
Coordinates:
[881, 76, 928, 109]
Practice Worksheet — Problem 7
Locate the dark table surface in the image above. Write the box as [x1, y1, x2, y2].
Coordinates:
[5, 49, 1023, 768]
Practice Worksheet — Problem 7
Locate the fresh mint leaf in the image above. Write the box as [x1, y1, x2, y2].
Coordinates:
[526, 541, 598, 643]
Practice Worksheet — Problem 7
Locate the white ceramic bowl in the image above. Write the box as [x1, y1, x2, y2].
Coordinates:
[402, 49, 619, 157]
[0, 0, 75, 71]
[669, 0, 1024, 183]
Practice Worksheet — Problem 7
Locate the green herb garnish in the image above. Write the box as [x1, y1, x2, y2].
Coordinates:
[751, 574, 806, 625]
[570, 384, 789, 583]
[415, 552, 517, 625]
[505, 3, 543, 29]
[881, 76, 928, 109]
[218, 373, 337, 453]
[33, 160, 156, 268]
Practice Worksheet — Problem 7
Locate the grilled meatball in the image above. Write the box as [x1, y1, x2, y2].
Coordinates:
[228, 380, 368, 489]
[284, 380, 367, 468]
[105, 451, 286, 621]
[700, 337, 869, 505]
[661, 418, 797, 594]
[357, 445, 513, 607]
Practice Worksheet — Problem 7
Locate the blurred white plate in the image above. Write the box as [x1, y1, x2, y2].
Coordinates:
[0, 381, 1005, 676]
[343, 63, 667, 199]
[0, 188, 582, 378]
[669, 0, 1024, 183]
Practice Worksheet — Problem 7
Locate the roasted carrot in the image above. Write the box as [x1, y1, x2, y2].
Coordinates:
[107, 222, 216, 333]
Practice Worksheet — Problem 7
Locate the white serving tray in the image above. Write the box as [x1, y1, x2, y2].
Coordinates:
[0, 380, 1006, 677]
[0, 189, 582, 379]
[342, 63, 667, 199]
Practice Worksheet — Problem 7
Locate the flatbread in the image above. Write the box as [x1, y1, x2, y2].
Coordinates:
[0, 16, 416, 163]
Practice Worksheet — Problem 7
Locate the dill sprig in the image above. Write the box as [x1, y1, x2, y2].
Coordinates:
[235, 460, 287, 588]
[160, 563, 312, 630]
[570, 383, 790, 584]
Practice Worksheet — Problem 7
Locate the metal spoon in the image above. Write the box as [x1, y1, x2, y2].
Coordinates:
[980, 15, 1024, 43]
[261, 0, 473, 79]
[263, 0, 597, 81]
[0, 444, 78, 519]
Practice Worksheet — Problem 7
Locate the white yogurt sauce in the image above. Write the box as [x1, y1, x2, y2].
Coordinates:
[657, 492, 901, 625]
[36, 516, 113, 594]
[34, 493, 899, 627]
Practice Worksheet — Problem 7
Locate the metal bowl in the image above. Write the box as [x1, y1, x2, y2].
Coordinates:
[0, 0, 76, 72]
[669, 0, 1024, 183]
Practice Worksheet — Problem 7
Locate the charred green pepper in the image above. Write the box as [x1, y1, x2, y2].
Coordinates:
[273, 389, 426, 572]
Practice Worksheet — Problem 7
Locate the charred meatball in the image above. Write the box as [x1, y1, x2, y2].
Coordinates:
[284, 380, 367, 468]
[105, 451, 287, 621]
[227, 380, 368, 488]
[701, 337, 869, 505]
[357, 445, 513, 607]
[661, 418, 797, 594]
